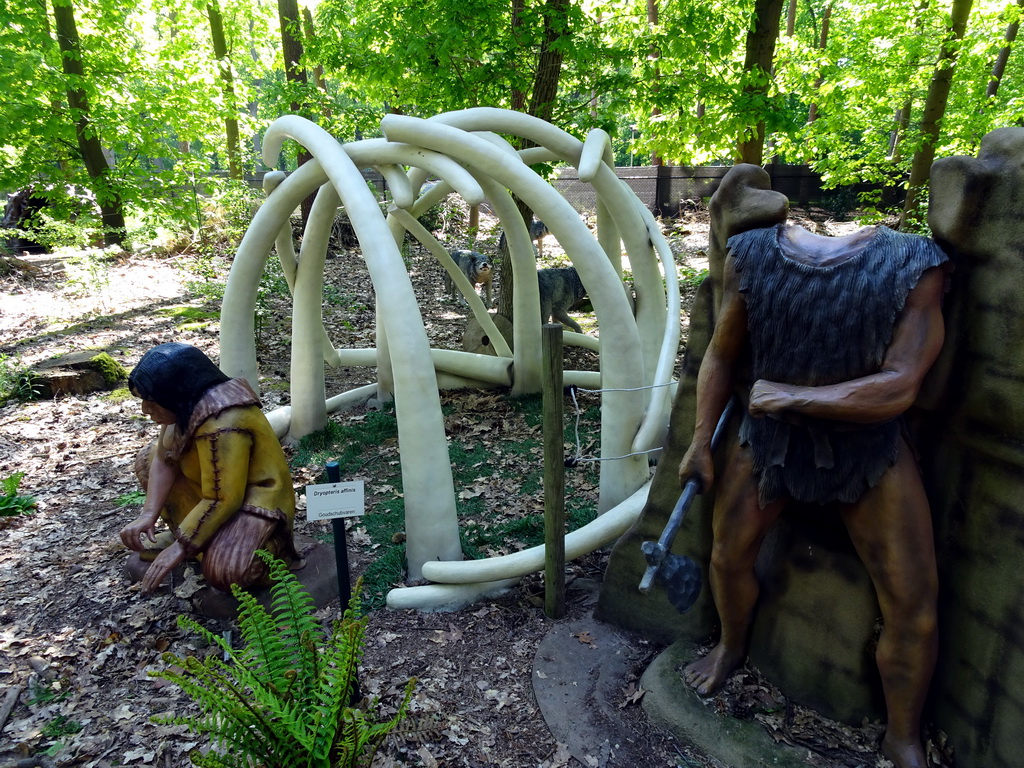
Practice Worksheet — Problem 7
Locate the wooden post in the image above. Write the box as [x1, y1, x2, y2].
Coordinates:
[542, 324, 566, 619]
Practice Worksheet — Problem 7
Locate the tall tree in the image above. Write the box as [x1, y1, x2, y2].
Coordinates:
[51, 0, 127, 246]
[900, 0, 976, 226]
[277, 0, 307, 115]
[736, 0, 786, 164]
[986, 0, 1024, 99]
[277, 0, 313, 223]
[497, 0, 576, 320]
[208, 0, 242, 179]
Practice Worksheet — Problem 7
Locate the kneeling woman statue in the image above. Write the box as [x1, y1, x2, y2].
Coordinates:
[120, 343, 300, 594]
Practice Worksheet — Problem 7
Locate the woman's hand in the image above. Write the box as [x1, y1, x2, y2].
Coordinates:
[140, 541, 188, 593]
[120, 511, 159, 551]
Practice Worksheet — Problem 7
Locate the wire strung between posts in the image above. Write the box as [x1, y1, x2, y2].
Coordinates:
[568, 384, 671, 465]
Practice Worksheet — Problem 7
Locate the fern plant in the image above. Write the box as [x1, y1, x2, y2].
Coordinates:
[152, 552, 414, 768]
[1, 472, 36, 517]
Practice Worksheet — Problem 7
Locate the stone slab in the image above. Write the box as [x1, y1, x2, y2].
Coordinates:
[641, 641, 815, 768]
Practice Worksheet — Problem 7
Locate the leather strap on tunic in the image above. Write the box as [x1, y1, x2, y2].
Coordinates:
[729, 224, 948, 507]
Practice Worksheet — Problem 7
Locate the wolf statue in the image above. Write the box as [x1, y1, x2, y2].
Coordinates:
[538, 266, 586, 332]
[443, 250, 493, 308]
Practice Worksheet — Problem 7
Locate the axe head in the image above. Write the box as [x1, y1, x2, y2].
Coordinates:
[658, 553, 703, 614]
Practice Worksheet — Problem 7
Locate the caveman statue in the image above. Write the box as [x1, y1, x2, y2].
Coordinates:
[600, 133, 1024, 767]
[678, 193, 948, 768]
[598, 163, 950, 768]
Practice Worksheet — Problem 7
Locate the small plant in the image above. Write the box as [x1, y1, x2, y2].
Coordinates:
[679, 265, 709, 288]
[115, 489, 147, 507]
[152, 552, 413, 768]
[27, 679, 71, 705]
[41, 714, 83, 739]
[0, 354, 40, 404]
[1, 472, 36, 517]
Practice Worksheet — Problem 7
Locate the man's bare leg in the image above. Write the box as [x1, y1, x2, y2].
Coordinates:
[841, 440, 938, 768]
[684, 443, 785, 695]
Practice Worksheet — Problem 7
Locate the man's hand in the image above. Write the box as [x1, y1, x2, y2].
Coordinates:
[120, 512, 159, 552]
[140, 541, 188, 593]
[748, 379, 793, 418]
[679, 443, 715, 494]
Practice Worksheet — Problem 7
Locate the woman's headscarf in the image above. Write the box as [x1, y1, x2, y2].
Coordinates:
[129, 343, 231, 431]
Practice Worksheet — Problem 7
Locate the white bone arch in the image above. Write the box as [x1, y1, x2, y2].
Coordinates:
[219, 109, 681, 609]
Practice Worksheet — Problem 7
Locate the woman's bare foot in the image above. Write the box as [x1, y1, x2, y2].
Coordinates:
[683, 643, 744, 696]
[881, 732, 927, 768]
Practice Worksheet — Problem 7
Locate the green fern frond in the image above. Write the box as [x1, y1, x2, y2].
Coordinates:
[259, 553, 321, 689]
[151, 567, 411, 768]
[153, 662, 276, 758]
[231, 585, 296, 697]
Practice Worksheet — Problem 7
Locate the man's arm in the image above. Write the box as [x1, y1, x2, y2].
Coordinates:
[749, 267, 945, 424]
[679, 257, 749, 491]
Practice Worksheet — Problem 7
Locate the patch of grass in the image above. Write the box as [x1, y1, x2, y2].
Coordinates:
[360, 544, 407, 609]
[157, 306, 220, 322]
[292, 408, 399, 472]
[293, 393, 602, 608]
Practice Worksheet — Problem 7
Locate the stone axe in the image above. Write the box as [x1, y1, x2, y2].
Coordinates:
[638, 396, 737, 613]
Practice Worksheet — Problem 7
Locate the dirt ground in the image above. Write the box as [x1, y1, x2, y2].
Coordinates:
[0, 205, 913, 768]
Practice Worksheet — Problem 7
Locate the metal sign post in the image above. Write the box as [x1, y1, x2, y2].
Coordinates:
[307, 460, 366, 611]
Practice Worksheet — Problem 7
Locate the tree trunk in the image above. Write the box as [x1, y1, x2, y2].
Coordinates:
[786, 0, 797, 37]
[806, 3, 831, 124]
[497, 0, 573, 322]
[51, 0, 127, 247]
[986, 0, 1024, 99]
[900, 0, 975, 227]
[277, 0, 312, 223]
[510, 0, 527, 112]
[889, 100, 912, 161]
[528, 0, 569, 123]
[207, 0, 241, 179]
[736, 0, 786, 165]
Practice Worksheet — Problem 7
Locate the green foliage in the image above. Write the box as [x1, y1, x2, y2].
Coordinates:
[115, 489, 147, 507]
[0, 354, 40, 404]
[27, 679, 69, 705]
[41, 714, 83, 739]
[152, 554, 414, 768]
[679, 265, 709, 289]
[1, 472, 36, 517]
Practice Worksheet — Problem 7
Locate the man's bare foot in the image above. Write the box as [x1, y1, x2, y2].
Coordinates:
[881, 732, 927, 768]
[683, 643, 744, 696]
